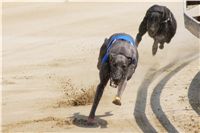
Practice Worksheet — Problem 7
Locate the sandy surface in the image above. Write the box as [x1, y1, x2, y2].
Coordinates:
[2, 2, 200, 133]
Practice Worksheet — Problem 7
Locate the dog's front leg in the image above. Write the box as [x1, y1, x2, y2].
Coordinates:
[88, 64, 109, 123]
[112, 78, 127, 106]
[97, 38, 108, 70]
[152, 40, 158, 56]
[88, 82, 107, 121]
[136, 16, 147, 46]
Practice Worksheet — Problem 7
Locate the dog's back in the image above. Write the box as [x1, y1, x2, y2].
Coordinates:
[97, 33, 137, 70]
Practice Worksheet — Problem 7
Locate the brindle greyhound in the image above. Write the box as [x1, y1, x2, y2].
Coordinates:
[136, 5, 177, 55]
[88, 33, 138, 123]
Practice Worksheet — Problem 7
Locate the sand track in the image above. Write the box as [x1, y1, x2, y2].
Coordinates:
[2, 2, 200, 133]
[150, 57, 197, 133]
[134, 54, 199, 133]
[134, 62, 176, 133]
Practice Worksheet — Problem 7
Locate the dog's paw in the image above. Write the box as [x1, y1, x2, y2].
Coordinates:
[159, 44, 164, 49]
[112, 97, 121, 106]
[87, 117, 96, 125]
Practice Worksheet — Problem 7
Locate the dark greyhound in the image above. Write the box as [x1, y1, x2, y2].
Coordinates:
[88, 33, 138, 123]
[136, 5, 177, 55]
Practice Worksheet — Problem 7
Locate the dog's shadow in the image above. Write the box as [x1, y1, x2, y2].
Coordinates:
[70, 112, 113, 128]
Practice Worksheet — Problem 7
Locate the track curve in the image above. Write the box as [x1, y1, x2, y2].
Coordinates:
[150, 56, 198, 133]
[188, 71, 200, 115]
[134, 63, 176, 133]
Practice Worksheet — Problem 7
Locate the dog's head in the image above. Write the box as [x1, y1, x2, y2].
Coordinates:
[108, 52, 137, 87]
[147, 11, 163, 36]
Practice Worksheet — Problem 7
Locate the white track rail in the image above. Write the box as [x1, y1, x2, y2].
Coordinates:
[183, 0, 200, 38]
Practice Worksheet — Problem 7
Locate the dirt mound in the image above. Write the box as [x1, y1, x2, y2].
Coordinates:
[3, 117, 73, 133]
[55, 79, 96, 107]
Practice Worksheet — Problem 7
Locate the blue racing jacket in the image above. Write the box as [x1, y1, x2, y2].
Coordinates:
[101, 34, 135, 64]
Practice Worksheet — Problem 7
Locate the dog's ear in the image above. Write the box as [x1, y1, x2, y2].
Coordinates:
[109, 53, 116, 62]
[162, 7, 170, 21]
[161, 8, 165, 18]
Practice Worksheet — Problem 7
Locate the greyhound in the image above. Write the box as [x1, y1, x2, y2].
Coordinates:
[135, 4, 177, 55]
[88, 33, 138, 123]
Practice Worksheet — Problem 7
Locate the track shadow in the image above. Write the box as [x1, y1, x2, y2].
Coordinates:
[134, 62, 175, 133]
[70, 112, 113, 128]
[150, 57, 198, 133]
[188, 71, 200, 115]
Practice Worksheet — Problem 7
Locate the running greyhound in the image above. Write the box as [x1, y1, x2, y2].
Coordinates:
[88, 33, 138, 123]
[136, 5, 177, 55]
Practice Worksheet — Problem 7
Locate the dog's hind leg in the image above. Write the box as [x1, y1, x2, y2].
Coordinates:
[97, 38, 108, 70]
[88, 64, 110, 123]
[112, 79, 127, 106]
[152, 40, 158, 56]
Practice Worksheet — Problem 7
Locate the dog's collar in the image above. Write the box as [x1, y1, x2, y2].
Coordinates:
[162, 13, 172, 23]
[101, 34, 135, 64]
